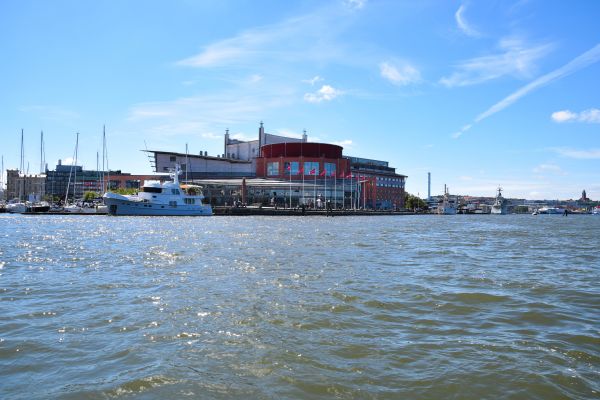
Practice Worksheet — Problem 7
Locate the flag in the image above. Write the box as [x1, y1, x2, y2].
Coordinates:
[310, 168, 316, 175]
[299, 166, 304, 174]
[286, 164, 291, 171]
[319, 169, 326, 177]
[347, 173, 352, 178]
[331, 170, 336, 177]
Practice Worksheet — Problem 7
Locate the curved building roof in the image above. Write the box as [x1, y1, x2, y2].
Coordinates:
[260, 142, 343, 159]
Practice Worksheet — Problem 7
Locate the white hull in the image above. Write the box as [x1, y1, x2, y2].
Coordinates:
[438, 205, 457, 215]
[490, 206, 508, 214]
[6, 203, 27, 213]
[103, 196, 212, 216]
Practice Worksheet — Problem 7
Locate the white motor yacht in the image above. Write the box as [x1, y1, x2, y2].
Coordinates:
[103, 165, 212, 216]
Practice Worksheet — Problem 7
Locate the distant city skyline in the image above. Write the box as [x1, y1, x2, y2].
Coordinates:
[1, 0, 599, 200]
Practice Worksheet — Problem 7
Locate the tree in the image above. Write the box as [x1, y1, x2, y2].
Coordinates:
[404, 193, 427, 211]
[83, 191, 97, 202]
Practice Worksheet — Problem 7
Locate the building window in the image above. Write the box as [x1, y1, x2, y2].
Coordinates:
[284, 161, 300, 175]
[170, 156, 176, 162]
[324, 163, 336, 177]
[267, 162, 279, 176]
[304, 161, 319, 176]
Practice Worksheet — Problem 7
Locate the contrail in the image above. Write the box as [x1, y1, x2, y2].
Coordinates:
[453, 43, 600, 138]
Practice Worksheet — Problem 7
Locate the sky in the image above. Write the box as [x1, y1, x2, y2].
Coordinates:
[1, 0, 599, 200]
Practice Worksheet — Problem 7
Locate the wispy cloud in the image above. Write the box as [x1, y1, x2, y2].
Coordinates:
[304, 85, 343, 103]
[551, 108, 600, 123]
[302, 76, 323, 86]
[344, 0, 367, 10]
[175, 5, 360, 69]
[455, 4, 480, 37]
[533, 163, 566, 175]
[379, 61, 421, 86]
[453, 42, 600, 138]
[19, 105, 80, 121]
[440, 38, 552, 87]
[551, 147, 600, 159]
[332, 139, 353, 149]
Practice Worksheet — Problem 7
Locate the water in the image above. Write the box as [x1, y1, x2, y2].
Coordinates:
[0, 214, 598, 399]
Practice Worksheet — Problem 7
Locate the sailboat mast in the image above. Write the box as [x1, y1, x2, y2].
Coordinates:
[102, 125, 106, 192]
[104, 126, 109, 192]
[74, 132, 79, 200]
[40, 131, 44, 174]
[19, 129, 24, 201]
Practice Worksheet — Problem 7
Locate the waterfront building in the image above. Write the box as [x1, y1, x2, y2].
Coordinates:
[5, 169, 46, 202]
[45, 160, 166, 200]
[147, 123, 407, 209]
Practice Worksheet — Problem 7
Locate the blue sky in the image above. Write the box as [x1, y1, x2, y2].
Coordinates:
[1, 0, 599, 200]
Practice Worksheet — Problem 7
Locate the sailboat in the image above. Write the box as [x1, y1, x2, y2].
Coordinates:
[7, 130, 28, 213]
[63, 133, 80, 212]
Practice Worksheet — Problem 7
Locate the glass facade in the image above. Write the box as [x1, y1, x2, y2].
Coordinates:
[283, 161, 300, 175]
[267, 162, 279, 176]
[325, 162, 336, 177]
[303, 161, 319, 176]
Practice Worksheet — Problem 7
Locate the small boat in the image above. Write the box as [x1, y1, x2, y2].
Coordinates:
[103, 165, 212, 216]
[490, 187, 509, 215]
[26, 201, 50, 213]
[592, 206, 600, 215]
[6, 199, 27, 213]
[537, 206, 563, 214]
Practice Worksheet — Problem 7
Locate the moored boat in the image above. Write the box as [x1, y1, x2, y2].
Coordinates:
[103, 165, 212, 216]
[490, 187, 509, 215]
[437, 185, 457, 215]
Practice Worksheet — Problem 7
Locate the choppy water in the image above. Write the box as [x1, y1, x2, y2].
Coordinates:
[0, 214, 598, 399]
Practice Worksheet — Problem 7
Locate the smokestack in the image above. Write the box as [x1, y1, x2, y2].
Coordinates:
[428, 172, 431, 199]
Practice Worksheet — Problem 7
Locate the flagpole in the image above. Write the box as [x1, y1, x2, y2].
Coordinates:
[334, 170, 337, 210]
[350, 173, 353, 210]
[301, 159, 304, 206]
[341, 173, 344, 208]
[313, 167, 316, 208]
[289, 162, 292, 208]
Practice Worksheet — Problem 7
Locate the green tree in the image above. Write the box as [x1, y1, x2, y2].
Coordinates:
[83, 191, 97, 202]
[404, 193, 427, 211]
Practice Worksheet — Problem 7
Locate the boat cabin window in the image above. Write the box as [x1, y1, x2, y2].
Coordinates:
[141, 187, 162, 193]
[171, 189, 180, 195]
[184, 198, 195, 205]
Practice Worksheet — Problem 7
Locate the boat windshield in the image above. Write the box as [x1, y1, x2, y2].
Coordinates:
[141, 187, 162, 193]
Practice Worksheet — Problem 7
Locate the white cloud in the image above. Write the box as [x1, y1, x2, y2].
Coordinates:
[249, 74, 263, 83]
[440, 38, 552, 87]
[304, 85, 343, 103]
[344, 0, 366, 10]
[551, 108, 600, 123]
[533, 164, 566, 175]
[455, 4, 480, 37]
[551, 110, 577, 122]
[551, 147, 600, 159]
[19, 105, 80, 121]
[332, 139, 353, 149]
[230, 132, 256, 141]
[379, 62, 421, 86]
[302, 76, 323, 86]
[274, 129, 304, 139]
[175, 6, 359, 69]
[453, 42, 600, 138]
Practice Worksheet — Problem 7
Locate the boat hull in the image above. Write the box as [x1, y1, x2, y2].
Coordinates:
[490, 206, 508, 214]
[103, 196, 212, 216]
